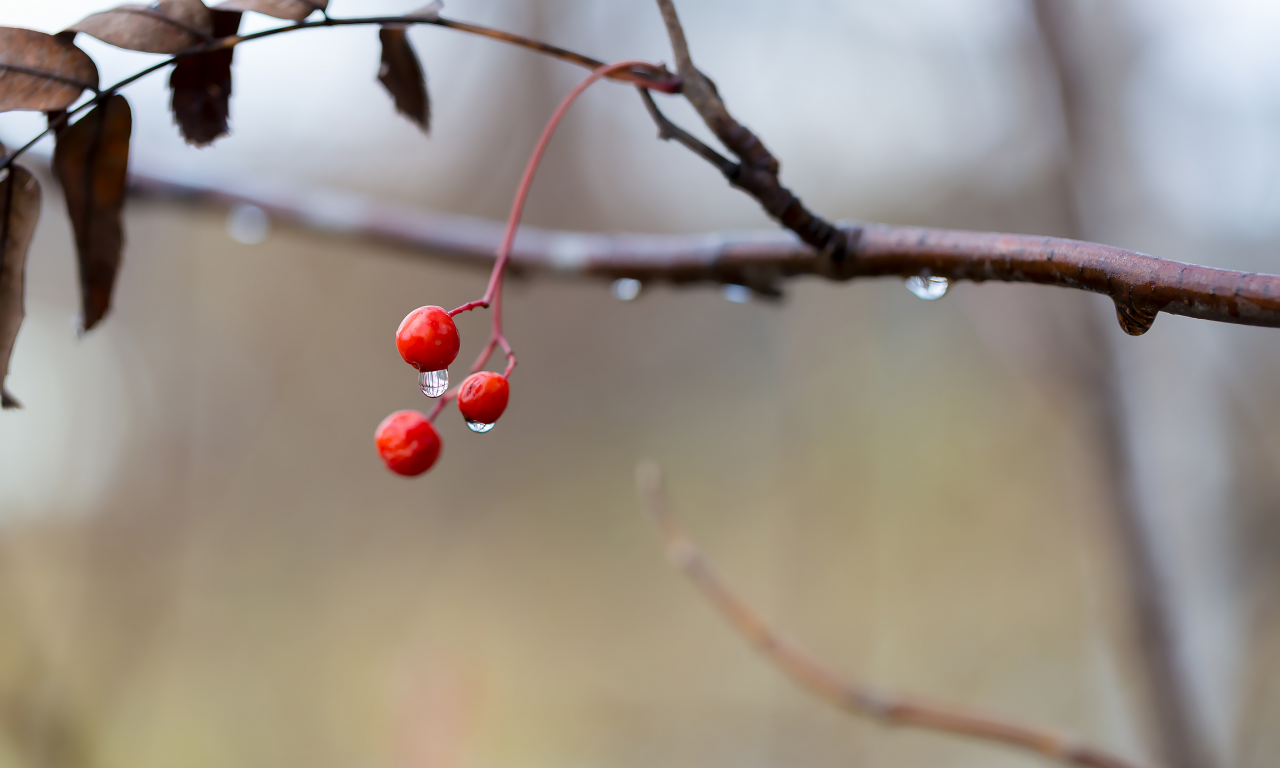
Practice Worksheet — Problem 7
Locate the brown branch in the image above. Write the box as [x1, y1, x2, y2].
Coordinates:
[431, 18, 677, 92]
[634, 462, 1153, 768]
[643, 0, 1274, 334]
[117, 162, 1280, 332]
[637, 88, 738, 179]
[651, 0, 849, 268]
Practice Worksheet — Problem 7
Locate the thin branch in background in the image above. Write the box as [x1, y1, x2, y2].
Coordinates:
[634, 462, 1154, 768]
[1029, 3, 1213, 767]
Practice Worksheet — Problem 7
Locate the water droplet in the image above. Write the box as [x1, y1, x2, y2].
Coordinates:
[465, 419, 495, 433]
[227, 203, 270, 244]
[611, 278, 642, 301]
[723, 284, 752, 303]
[1114, 301, 1157, 336]
[419, 369, 449, 398]
[905, 275, 949, 300]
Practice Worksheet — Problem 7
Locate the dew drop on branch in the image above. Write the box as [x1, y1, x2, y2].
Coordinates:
[227, 204, 270, 244]
[419, 369, 449, 398]
[722, 284, 752, 303]
[611, 278, 642, 301]
[905, 276, 949, 300]
[465, 419, 495, 433]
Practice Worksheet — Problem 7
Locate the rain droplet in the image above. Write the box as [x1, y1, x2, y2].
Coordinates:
[611, 278, 642, 301]
[419, 369, 449, 398]
[465, 419, 495, 433]
[1114, 301, 1157, 336]
[905, 275, 949, 300]
[227, 203, 270, 244]
[723, 284, 752, 303]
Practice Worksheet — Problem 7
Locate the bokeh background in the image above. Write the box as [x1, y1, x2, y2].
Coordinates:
[2, 1, 1280, 768]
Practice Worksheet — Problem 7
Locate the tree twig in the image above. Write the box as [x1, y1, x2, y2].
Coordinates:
[650, 0, 849, 269]
[118, 163, 1280, 332]
[633, 461, 1154, 768]
[637, 88, 737, 179]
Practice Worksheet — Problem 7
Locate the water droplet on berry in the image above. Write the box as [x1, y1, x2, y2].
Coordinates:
[419, 369, 449, 398]
[905, 275, 949, 300]
[723, 284, 752, 303]
[611, 278, 642, 301]
[465, 419, 495, 433]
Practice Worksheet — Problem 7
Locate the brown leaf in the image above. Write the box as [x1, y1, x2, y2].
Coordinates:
[69, 0, 213, 55]
[0, 27, 99, 113]
[214, 0, 327, 22]
[52, 95, 132, 333]
[0, 159, 42, 409]
[378, 26, 429, 132]
[169, 9, 241, 146]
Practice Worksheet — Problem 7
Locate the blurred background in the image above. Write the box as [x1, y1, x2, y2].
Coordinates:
[1, 1, 1280, 767]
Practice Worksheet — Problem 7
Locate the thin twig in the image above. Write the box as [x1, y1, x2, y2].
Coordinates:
[637, 88, 738, 178]
[118, 164, 1280, 332]
[651, 0, 849, 268]
[633, 462, 1154, 768]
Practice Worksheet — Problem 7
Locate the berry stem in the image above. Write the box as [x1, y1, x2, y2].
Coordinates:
[447, 299, 488, 316]
[434, 60, 657, 419]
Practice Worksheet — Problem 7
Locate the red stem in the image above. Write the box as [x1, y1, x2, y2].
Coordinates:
[434, 60, 656, 420]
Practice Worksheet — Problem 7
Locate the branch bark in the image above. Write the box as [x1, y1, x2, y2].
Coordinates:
[634, 462, 1154, 768]
[121, 163, 1280, 333]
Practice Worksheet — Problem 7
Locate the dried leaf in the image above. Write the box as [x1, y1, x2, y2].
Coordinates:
[69, 0, 213, 55]
[0, 27, 99, 113]
[215, 0, 327, 22]
[52, 95, 132, 332]
[169, 9, 241, 146]
[378, 26, 429, 132]
[0, 159, 42, 409]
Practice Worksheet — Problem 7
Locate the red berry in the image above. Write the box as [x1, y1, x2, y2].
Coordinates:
[396, 306, 460, 372]
[458, 371, 510, 425]
[375, 410, 442, 476]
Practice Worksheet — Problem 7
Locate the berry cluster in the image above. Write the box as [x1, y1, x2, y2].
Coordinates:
[375, 306, 511, 476]
[371, 60, 661, 478]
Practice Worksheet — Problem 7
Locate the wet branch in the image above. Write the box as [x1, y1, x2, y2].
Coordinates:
[634, 462, 1153, 768]
[123, 164, 1280, 332]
